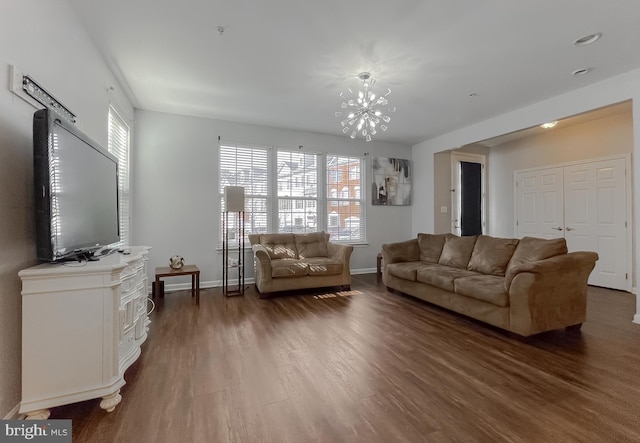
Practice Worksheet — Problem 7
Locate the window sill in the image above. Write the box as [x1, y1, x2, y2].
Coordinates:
[333, 241, 369, 247]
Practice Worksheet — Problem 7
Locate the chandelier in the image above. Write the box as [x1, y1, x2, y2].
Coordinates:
[335, 72, 395, 142]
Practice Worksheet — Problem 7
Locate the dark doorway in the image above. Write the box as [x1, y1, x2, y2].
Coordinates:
[460, 161, 482, 236]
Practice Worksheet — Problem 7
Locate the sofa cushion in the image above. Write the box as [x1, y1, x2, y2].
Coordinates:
[506, 236, 568, 273]
[301, 257, 343, 276]
[454, 275, 509, 307]
[438, 235, 478, 269]
[295, 232, 329, 258]
[382, 239, 420, 263]
[417, 233, 448, 263]
[387, 262, 435, 282]
[467, 235, 519, 276]
[260, 233, 298, 259]
[416, 265, 479, 292]
[271, 259, 308, 278]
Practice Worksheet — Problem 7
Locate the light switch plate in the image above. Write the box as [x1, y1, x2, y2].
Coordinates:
[440, 206, 448, 213]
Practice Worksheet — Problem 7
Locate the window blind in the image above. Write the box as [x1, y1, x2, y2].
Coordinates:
[326, 154, 365, 242]
[219, 143, 270, 241]
[276, 150, 319, 233]
[217, 143, 367, 244]
[108, 106, 130, 246]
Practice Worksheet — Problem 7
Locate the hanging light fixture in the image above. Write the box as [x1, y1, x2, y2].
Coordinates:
[335, 72, 395, 142]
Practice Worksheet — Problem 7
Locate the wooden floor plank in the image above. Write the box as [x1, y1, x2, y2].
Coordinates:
[51, 274, 640, 442]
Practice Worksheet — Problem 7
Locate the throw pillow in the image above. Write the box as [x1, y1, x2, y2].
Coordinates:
[417, 233, 448, 263]
[467, 235, 519, 276]
[295, 231, 329, 258]
[506, 236, 568, 273]
[260, 233, 297, 259]
[438, 235, 477, 269]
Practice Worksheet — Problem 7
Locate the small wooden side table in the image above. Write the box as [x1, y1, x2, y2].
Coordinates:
[154, 264, 200, 305]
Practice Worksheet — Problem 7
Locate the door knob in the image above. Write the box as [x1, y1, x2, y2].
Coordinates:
[551, 227, 563, 231]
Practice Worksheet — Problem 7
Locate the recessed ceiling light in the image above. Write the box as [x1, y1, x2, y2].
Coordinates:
[574, 33, 602, 46]
[572, 68, 592, 76]
[540, 121, 558, 129]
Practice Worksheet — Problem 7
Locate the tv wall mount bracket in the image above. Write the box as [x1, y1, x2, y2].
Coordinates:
[9, 65, 76, 124]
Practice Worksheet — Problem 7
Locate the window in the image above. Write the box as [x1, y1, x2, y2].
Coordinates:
[276, 150, 318, 233]
[279, 200, 292, 211]
[219, 143, 269, 241]
[328, 212, 339, 228]
[328, 168, 343, 183]
[326, 154, 365, 242]
[108, 107, 130, 246]
[218, 144, 366, 243]
[330, 188, 338, 206]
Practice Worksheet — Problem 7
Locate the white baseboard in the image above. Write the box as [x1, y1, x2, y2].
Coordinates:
[151, 279, 254, 294]
[3, 403, 21, 419]
[150, 268, 376, 293]
[351, 267, 376, 275]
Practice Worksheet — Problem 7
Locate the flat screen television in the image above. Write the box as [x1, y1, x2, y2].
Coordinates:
[33, 108, 120, 262]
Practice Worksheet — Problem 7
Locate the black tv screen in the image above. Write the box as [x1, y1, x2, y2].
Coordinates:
[33, 108, 120, 261]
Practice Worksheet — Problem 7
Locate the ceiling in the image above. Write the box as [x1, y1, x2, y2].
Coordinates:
[476, 100, 632, 148]
[69, 0, 640, 146]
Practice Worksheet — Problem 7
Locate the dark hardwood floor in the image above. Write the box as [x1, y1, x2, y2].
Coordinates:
[53, 274, 640, 442]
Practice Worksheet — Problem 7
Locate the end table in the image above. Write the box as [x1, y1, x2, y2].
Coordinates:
[153, 264, 200, 305]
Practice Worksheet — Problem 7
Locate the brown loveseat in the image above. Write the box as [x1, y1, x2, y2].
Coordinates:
[249, 232, 353, 298]
[382, 234, 598, 336]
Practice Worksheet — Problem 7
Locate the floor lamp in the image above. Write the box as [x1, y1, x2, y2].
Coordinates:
[222, 186, 245, 296]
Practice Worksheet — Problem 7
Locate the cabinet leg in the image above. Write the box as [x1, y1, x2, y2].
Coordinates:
[100, 390, 122, 412]
[25, 409, 50, 420]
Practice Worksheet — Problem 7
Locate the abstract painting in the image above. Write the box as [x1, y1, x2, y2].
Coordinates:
[372, 157, 412, 206]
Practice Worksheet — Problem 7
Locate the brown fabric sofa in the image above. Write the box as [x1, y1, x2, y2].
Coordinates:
[382, 234, 598, 336]
[249, 232, 353, 298]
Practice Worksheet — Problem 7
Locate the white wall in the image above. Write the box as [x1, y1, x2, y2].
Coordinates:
[433, 151, 452, 234]
[0, 1, 133, 417]
[489, 111, 633, 237]
[412, 68, 640, 322]
[131, 110, 413, 288]
[432, 144, 490, 234]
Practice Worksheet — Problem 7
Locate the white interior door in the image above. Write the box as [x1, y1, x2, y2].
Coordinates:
[515, 168, 564, 239]
[564, 158, 628, 290]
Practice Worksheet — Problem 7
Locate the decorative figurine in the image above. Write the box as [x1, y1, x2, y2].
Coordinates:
[169, 255, 185, 270]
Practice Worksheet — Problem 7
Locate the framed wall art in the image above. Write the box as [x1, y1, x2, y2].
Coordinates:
[372, 157, 412, 206]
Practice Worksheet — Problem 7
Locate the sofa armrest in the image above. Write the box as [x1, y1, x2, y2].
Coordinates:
[504, 251, 598, 292]
[252, 244, 273, 275]
[381, 239, 420, 265]
[327, 242, 354, 267]
[506, 251, 598, 335]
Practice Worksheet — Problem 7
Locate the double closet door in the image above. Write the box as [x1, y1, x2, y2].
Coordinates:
[515, 156, 629, 291]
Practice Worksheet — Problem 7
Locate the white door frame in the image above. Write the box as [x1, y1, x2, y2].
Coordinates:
[513, 153, 632, 292]
[451, 152, 486, 236]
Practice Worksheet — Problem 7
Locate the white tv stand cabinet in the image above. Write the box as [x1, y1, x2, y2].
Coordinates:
[18, 246, 151, 419]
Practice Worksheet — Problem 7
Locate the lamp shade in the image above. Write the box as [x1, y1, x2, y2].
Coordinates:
[224, 186, 245, 212]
